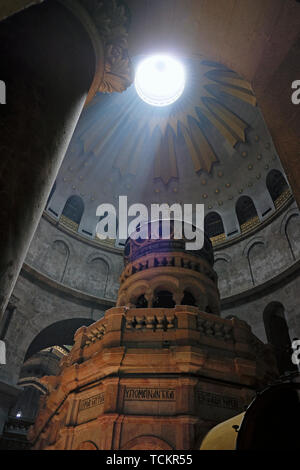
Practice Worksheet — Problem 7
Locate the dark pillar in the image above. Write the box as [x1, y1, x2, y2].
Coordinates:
[0, 0, 96, 318]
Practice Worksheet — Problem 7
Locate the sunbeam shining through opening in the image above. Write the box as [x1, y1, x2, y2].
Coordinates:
[134, 55, 186, 107]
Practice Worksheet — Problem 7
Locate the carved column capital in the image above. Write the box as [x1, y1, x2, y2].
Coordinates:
[173, 290, 184, 306]
[61, 0, 133, 104]
[144, 289, 154, 308]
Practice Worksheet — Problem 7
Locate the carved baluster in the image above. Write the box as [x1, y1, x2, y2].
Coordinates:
[145, 289, 154, 308]
[214, 322, 224, 338]
[204, 320, 214, 336]
[223, 325, 233, 341]
[126, 317, 136, 329]
[197, 316, 206, 333]
[173, 291, 183, 306]
[135, 316, 146, 329]
[156, 314, 165, 330]
[95, 324, 105, 339]
[166, 256, 174, 266]
[166, 315, 175, 329]
[146, 315, 156, 330]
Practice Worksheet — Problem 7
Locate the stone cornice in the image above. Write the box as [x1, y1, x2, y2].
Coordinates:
[214, 195, 295, 251]
[43, 196, 295, 255]
[221, 259, 300, 310]
[20, 257, 300, 313]
[21, 263, 115, 310]
[42, 211, 123, 255]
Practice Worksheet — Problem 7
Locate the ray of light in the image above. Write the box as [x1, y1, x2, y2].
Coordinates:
[73, 58, 257, 185]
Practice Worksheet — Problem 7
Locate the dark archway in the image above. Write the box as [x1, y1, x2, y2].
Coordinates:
[181, 290, 196, 306]
[205, 306, 213, 313]
[136, 294, 148, 308]
[204, 212, 225, 239]
[61, 195, 84, 225]
[153, 291, 175, 308]
[24, 318, 95, 361]
[266, 169, 288, 204]
[236, 196, 258, 227]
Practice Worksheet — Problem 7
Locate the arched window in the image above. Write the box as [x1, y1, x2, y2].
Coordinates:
[181, 290, 196, 306]
[153, 291, 175, 308]
[61, 195, 84, 225]
[204, 212, 225, 239]
[136, 294, 148, 308]
[25, 318, 95, 361]
[266, 169, 288, 206]
[236, 196, 259, 231]
[263, 302, 297, 375]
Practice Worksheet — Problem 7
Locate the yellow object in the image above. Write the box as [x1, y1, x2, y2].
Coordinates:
[200, 412, 245, 450]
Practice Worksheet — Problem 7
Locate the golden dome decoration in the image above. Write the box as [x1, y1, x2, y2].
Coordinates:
[79, 58, 256, 185]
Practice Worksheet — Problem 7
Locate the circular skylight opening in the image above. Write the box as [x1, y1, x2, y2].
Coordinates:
[135, 55, 185, 107]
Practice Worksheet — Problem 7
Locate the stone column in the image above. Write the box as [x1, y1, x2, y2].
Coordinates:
[0, 0, 132, 430]
[0, 0, 132, 321]
[173, 290, 184, 306]
[0, 0, 94, 319]
[0, 0, 96, 434]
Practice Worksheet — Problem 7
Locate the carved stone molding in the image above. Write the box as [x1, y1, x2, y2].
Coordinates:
[58, 0, 133, 104]
[65, 0, 133, 101]
[80, 0, 133, 94]
[99, 42, 133, 94]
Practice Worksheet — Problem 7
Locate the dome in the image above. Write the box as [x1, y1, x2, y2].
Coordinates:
[45, 57, 292, 248]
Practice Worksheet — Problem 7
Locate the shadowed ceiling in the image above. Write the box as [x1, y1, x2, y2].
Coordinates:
[126, 0, 299, 87]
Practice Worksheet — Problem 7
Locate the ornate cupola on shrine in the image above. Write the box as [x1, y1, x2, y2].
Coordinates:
[28, 221, 278, 450]
[117, 220, 220, 315]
